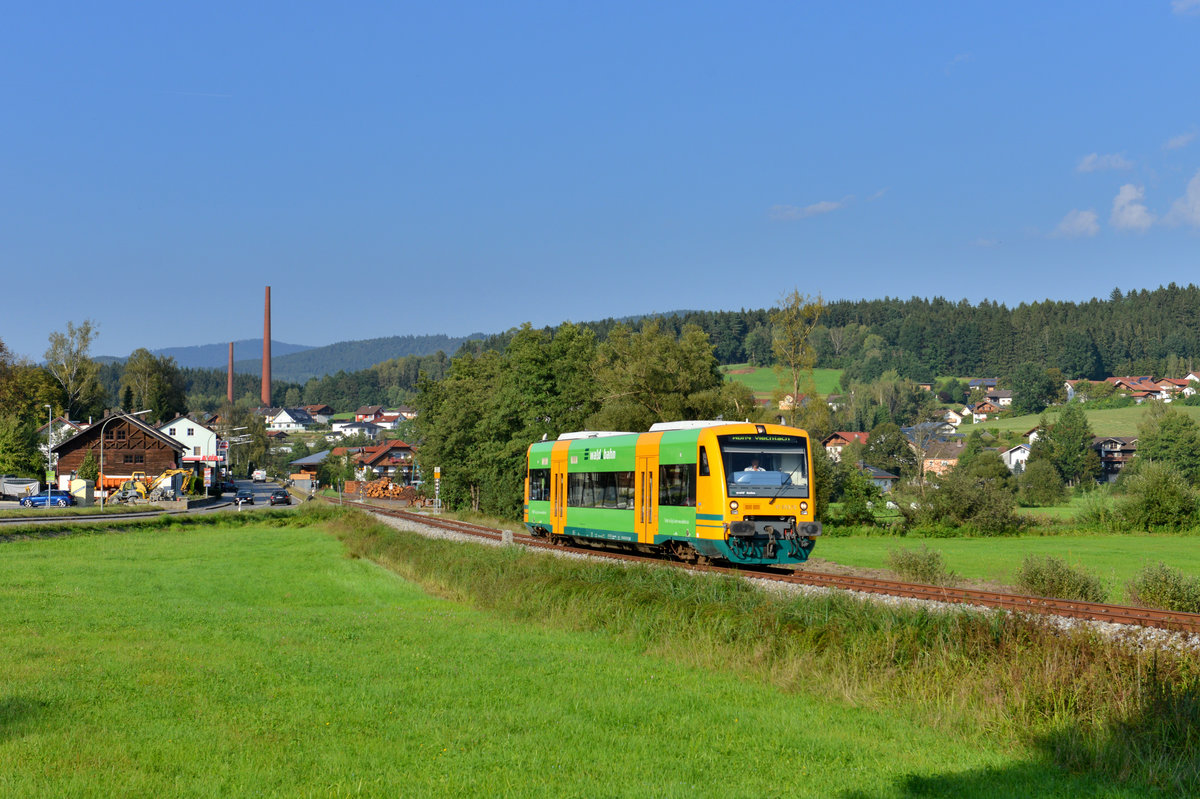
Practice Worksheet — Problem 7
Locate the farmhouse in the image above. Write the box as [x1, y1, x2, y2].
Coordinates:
[52, 412, 185, 492]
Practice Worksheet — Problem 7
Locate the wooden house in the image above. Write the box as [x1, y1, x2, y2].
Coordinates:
[52, 412, 185, 491]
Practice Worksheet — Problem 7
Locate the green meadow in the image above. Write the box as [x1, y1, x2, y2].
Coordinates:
[0, 512, 1177, 797]
[722, 364, 843, 400]
[968, 402, 1200, 438]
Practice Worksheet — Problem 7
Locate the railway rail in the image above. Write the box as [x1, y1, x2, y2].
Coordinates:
[349, 500, 1200, 636]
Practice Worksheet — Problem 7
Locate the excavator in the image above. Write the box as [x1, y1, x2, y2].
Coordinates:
[112, 469, 194, 503]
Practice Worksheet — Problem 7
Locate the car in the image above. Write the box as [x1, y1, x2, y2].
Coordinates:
[20, 489, 76, 508]
[269, 489, 291, 506]
[221, 480, 237, 494]
[234, 488, 254, 505]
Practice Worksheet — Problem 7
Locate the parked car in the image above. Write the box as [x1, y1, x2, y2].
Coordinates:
[221, 480, 237, 494]
[235, 488, 254, 505]
[20, 489, 76, 508]
[269, 489, 291, 506]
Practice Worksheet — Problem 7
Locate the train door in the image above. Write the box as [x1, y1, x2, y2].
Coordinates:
[634, 433, 662, 544]
[551, 441, 570, 537]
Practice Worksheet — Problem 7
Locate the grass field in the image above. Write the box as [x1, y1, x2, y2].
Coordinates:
[0, 515, 1162, 797]
[722, 364, 843, 400]
[816, 531, 1200, 600]
[970, 402, 1200, 438]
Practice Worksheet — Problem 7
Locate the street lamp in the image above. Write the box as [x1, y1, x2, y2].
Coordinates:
[99, 410, 151, 509]
[44, 405, 52, 488]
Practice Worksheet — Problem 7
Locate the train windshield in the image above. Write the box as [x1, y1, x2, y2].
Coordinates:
[717, 433, 809, 498]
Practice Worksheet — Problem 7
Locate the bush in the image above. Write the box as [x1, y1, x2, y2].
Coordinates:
[1014, 555, 1108, 602]
[899, 466, 1024, 536]
[1126, 562, 1200, 613]
[886, 546, 959, 586]
[1016, 459, 1066, 507]
[1114, 461, 1199, 531]
[1075, 486, 1125, 532]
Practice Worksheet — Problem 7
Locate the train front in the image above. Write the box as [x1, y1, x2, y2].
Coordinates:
[700, 424, 821, 566]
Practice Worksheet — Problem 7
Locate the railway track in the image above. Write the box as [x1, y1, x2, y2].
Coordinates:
[350, 500, 1200, 636]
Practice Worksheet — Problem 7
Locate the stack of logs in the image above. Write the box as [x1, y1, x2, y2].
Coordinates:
[359, 477, 421, 502]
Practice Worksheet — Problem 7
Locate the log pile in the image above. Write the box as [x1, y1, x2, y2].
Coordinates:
[360, 477, 421, 502]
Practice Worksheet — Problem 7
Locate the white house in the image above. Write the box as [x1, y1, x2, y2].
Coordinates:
[1000, 444, 1031, 473]
[160, 416, 221, 469]
[268, 408, 315, 432]
[333, 421, 383, 441]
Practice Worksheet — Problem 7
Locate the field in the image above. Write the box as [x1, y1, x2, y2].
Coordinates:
[817, 532, 1200, 601]
[0, 512, 1167, 797]
[970, 402, 1200, 438]
[721, 364, 843, 402]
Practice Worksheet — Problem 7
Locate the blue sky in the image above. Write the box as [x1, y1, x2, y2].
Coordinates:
[3, 2, 1199, 360]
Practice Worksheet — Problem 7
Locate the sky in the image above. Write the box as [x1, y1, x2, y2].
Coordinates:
[3, 1, 1200, 361]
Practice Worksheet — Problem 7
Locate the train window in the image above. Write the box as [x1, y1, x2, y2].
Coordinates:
[659, 464, 697, 507]
[699, 447, 710, 476]
[567, 471, 635, 509]
[717, 433, 810, 498]
[528, 469, 550, 502]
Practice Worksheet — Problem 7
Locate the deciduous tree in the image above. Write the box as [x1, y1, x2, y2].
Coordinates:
[44, 320, 105, 419]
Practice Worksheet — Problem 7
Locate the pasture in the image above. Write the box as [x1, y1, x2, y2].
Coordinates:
[0, 512, 1162, 797]
[972, 402, 1200, 438]
[721, 364, 843, 400]
[817, 532, 1200, 601]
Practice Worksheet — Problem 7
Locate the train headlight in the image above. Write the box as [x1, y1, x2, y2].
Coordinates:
[800, 501, 808, 513]
[729, 500, 739, 513]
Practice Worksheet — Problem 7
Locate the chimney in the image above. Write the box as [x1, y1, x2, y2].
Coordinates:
[262, 286, 272, 407]
[227, 342, 234, 405]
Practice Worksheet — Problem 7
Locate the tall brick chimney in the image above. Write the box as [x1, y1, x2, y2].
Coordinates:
[262, 286, 272, 407]
[227, 342, 234, 405]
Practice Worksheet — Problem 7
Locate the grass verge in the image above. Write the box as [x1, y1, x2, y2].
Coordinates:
[336, 509, 1200, 794]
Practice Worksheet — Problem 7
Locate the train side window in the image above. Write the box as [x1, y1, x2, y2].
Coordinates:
[699, 447, 710, 476]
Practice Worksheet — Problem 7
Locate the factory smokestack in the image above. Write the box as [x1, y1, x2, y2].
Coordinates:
[227, 342, 234, 405]
[262, 286, 272, 407]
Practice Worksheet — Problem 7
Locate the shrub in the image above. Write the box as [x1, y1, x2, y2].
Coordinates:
[1016, 459, 1066, 507]
[1014, 555, 1108, 602]
[1075, 485, 1125, 532]
[886, 546, 959, 586]
[1126, 562, 1200, 613]
[1114, 461, 1199, 531]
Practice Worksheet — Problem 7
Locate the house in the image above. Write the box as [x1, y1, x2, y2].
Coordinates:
[304, 404, 335, 424]
[822, 431, 869, 462]
[52, 412, 185, 493]
[268, 408, 315, 432]
[36, 417, 88, 464]
[334, 421, 383, 441]
[968, 400, 1002, 423]
[288, 450, 330, 484]
[159, 416, 221, 471]
[267, 430, 293, 454]
[968, 378, 999, 391]
[395, 405, 418, 420]
[356, 439, 417, 482]
[1023, 427, 1041, 445]
[859, 464, 900, 493]
[1000, 444, 1031, 473]
[1156, 378, 1193, 399]
[940, 408, 964, 427]
[1092, 436, 1137, 482]
[354, 405, 386, 422]
[922, 440, 966, 476]
[984, 389, 1013, 407]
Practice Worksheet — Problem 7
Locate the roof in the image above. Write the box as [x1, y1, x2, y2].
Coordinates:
[859, 464, 900, 480]
[273, 408, 315, 425]
[822, 431, 868, 446]
[358, 439, 415, 466]
[985, 389, 1013, 398]
[968, 378, 998, 388]
[289, 450, 331, 466]
[924, 441, 966, 459]
[355, 405, 385, 416]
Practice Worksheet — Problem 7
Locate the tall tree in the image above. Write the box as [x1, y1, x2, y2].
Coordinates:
[121, 349, 187, 422]
[1137, 406, 1200, 485]
[43, 320, 104, 419]
[1031, 404, 1101, 486]
[771, 291, 825, 426]
[1008, 362, 1058, 415]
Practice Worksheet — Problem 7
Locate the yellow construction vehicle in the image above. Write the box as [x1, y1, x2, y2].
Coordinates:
[113, 469, 194, 503]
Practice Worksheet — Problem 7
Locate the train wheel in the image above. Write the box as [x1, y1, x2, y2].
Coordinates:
[665, 540, 699, 564]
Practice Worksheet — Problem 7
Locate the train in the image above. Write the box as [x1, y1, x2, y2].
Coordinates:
[524, 420, 821, 567]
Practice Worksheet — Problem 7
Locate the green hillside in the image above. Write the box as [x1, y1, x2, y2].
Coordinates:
[970, 402, 1200, 438]
[722, 365, 843, 400]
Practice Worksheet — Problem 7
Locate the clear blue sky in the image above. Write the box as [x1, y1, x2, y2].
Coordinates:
[3, 2, 1199, 361]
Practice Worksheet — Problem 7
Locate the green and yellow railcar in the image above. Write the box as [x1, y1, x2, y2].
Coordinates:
[525, 421, 821, 567]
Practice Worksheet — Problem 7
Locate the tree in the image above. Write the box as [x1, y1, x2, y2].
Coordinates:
[744, 323, 774, 367]
[865, 422, 917, 477]
[0, 415, 41, 477]
[771, 291, 825, 426]
[121, 349, 188, 423]
[44, 320, 105, 419]
[1017, 459, 1066, 507]
[1136, 406, 1200, 485]
[1008, 362, 1058, 415]
[1031, 404, 1101, 486]
[77, 448, 99, 483]
[1115, 461, 1199, 531]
